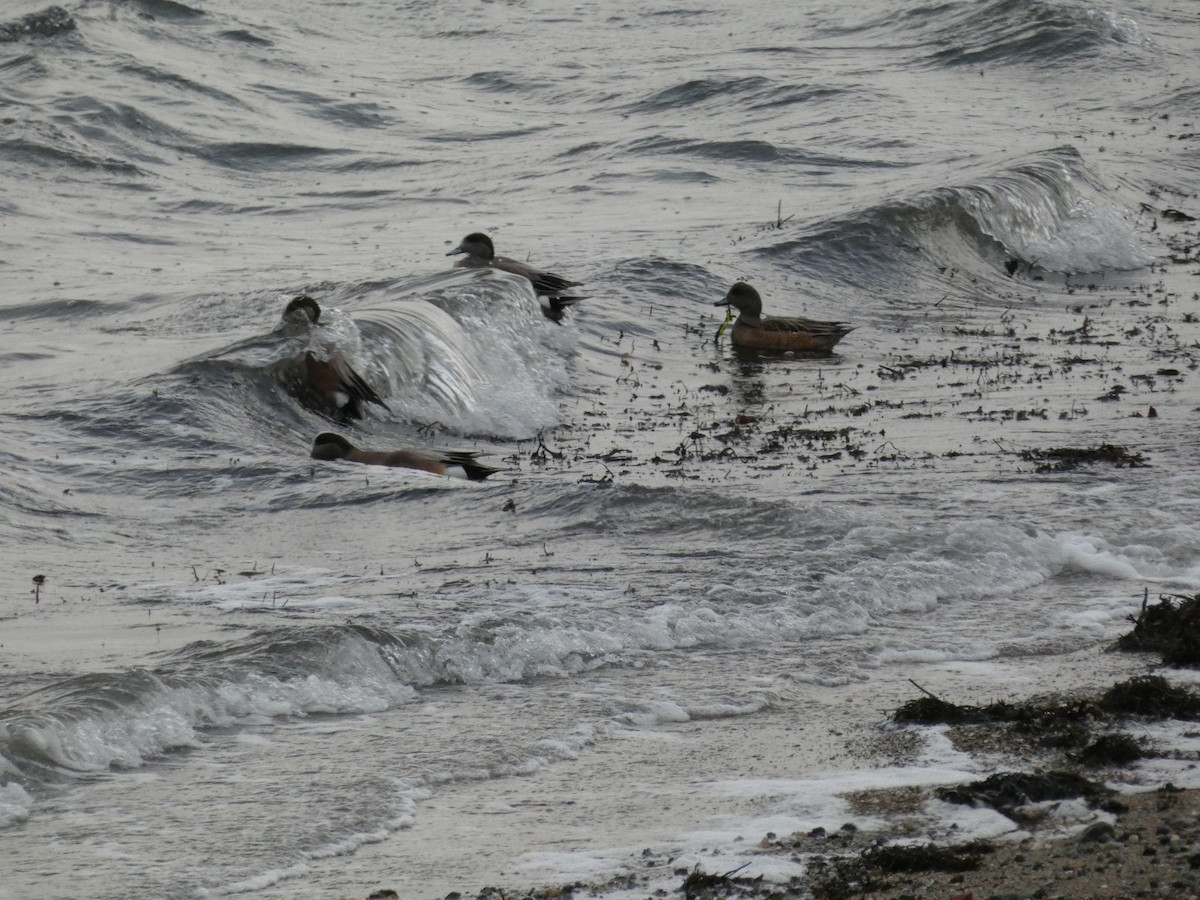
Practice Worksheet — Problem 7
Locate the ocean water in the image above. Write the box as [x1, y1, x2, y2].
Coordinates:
[2, 0, 1199, 897]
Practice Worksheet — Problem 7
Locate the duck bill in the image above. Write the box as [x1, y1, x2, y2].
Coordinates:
[445, 244, 465, 257]
[713, 299, 731, 306]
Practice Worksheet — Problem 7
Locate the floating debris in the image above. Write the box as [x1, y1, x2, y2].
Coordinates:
[1018, 443, 1148, 471]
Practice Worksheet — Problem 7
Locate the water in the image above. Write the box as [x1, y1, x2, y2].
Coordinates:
[2, 0, 1199, 897]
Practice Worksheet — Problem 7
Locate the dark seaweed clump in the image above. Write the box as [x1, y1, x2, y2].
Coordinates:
[936, 770, 1111, 825]
[1098, 674, 1200, 717]
[1078, 733, 1144, 767]
[1018, 443, 1148, 471]
[893, 675, 1200, 766]
[1112, 592, 1200, 667]
[895, 674, 1200, 726]
[891, 692, 1018, 726]
[679, 864, 770, 899]
[806, 841, 995, 900]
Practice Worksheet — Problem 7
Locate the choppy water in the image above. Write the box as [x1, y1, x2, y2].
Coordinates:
[2, 0, 1199, 897]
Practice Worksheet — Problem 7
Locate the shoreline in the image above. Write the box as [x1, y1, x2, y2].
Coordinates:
[334, 631, 1200, 900]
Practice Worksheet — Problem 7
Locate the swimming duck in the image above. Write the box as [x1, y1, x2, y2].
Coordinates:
[446, 232, 584, 322]
[715, 282, 854, 353]
[310, 432, 501, 481]
[280, 295, 390, 420]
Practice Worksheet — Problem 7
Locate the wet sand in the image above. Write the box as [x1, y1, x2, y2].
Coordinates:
[321, 641, 1200, 900]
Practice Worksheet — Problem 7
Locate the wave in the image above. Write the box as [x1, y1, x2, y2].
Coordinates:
[0, 611, 643, 791]
[0, 625, 416, 785]
[192, 140, 347, 171]
[0, 6, 75, 43]
[625, 73, 872, 118]
[193, 295, 483, 422]
[184, 269, 570, 440]
[20, 270, 569, 483]
[626, 134, 903, 170]
[126, 0, 206, 21]
[0, 120, 147, 175]
[115, 60, 247, 106]
[753, 146, 1151, 295]
[464, 70, 550, 93]
[3, 502, 1187, 795]
[899, 0, 1147, 68]
[628, 76, 775, 113]
[0, 599, 823, 790]
[3, 464, 1194, 799]
[0, 270, 572, 543]
[0, 297, 118, 323]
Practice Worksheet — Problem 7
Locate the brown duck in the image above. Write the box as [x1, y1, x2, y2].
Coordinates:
[715, 282, 854, 353]
[310, 433, 501, 481]
[280, 295, 390, 420]
[447, 232, 584, 322]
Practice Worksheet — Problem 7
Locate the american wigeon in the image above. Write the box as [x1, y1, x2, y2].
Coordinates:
[446, 232, 584, 322]
[715, 282, 854, 353]
[280, 295, 390, 420]
[310, 432, 501, 481]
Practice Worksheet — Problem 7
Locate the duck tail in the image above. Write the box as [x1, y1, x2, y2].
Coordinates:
[540, 295, 586, 323]
[342, 366, 391, 412]
[442, 451, 502, 481]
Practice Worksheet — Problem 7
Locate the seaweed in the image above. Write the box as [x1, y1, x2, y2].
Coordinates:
[1098, 674, 1200, 718]
[1112, 592, 1200, 667]
[1018, 443, 1148, 471]
[861, 841, 993, 874]
[806, 841, 995, 900]
[678, 863, 770, 900]
[936, 771, 1112, 826]
[892, 693, 1001, 725]
[1077, 733, 1144, 767]
[893, 680, 1081, 729]
[891, 676, 1200, 770]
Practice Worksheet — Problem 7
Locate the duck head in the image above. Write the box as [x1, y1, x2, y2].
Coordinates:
[446, 232, 495, 262]
[282, 294, 322, 326]
[311, 432, 355, 461]
[715, 282, 763, 318]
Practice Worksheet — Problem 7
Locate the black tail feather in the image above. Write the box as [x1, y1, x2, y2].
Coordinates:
[443, 451, 502, 481]
[342, 366, 390, 412]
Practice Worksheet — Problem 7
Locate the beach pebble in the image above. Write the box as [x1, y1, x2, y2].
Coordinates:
[1078, 822, 1116, 843]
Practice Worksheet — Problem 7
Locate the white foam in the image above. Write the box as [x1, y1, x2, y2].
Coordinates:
[503, 728, 1018, 898]
[2, 646, 416, 776]
[0, 781, 33, 829]
[1022, 198, 1153, 273]
[614, 700, 691, 727]
[1118, 721, 1200, 791]
[200, 861, 310, 896]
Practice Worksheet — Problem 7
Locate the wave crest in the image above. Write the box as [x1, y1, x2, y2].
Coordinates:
[0, 6, 75, 43]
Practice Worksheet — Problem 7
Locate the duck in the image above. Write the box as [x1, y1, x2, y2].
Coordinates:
[715, 282, 854, 353]
[446, 232, 584, 322]
[310, 432, 502, 481]
[279, 295, 390, 420]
